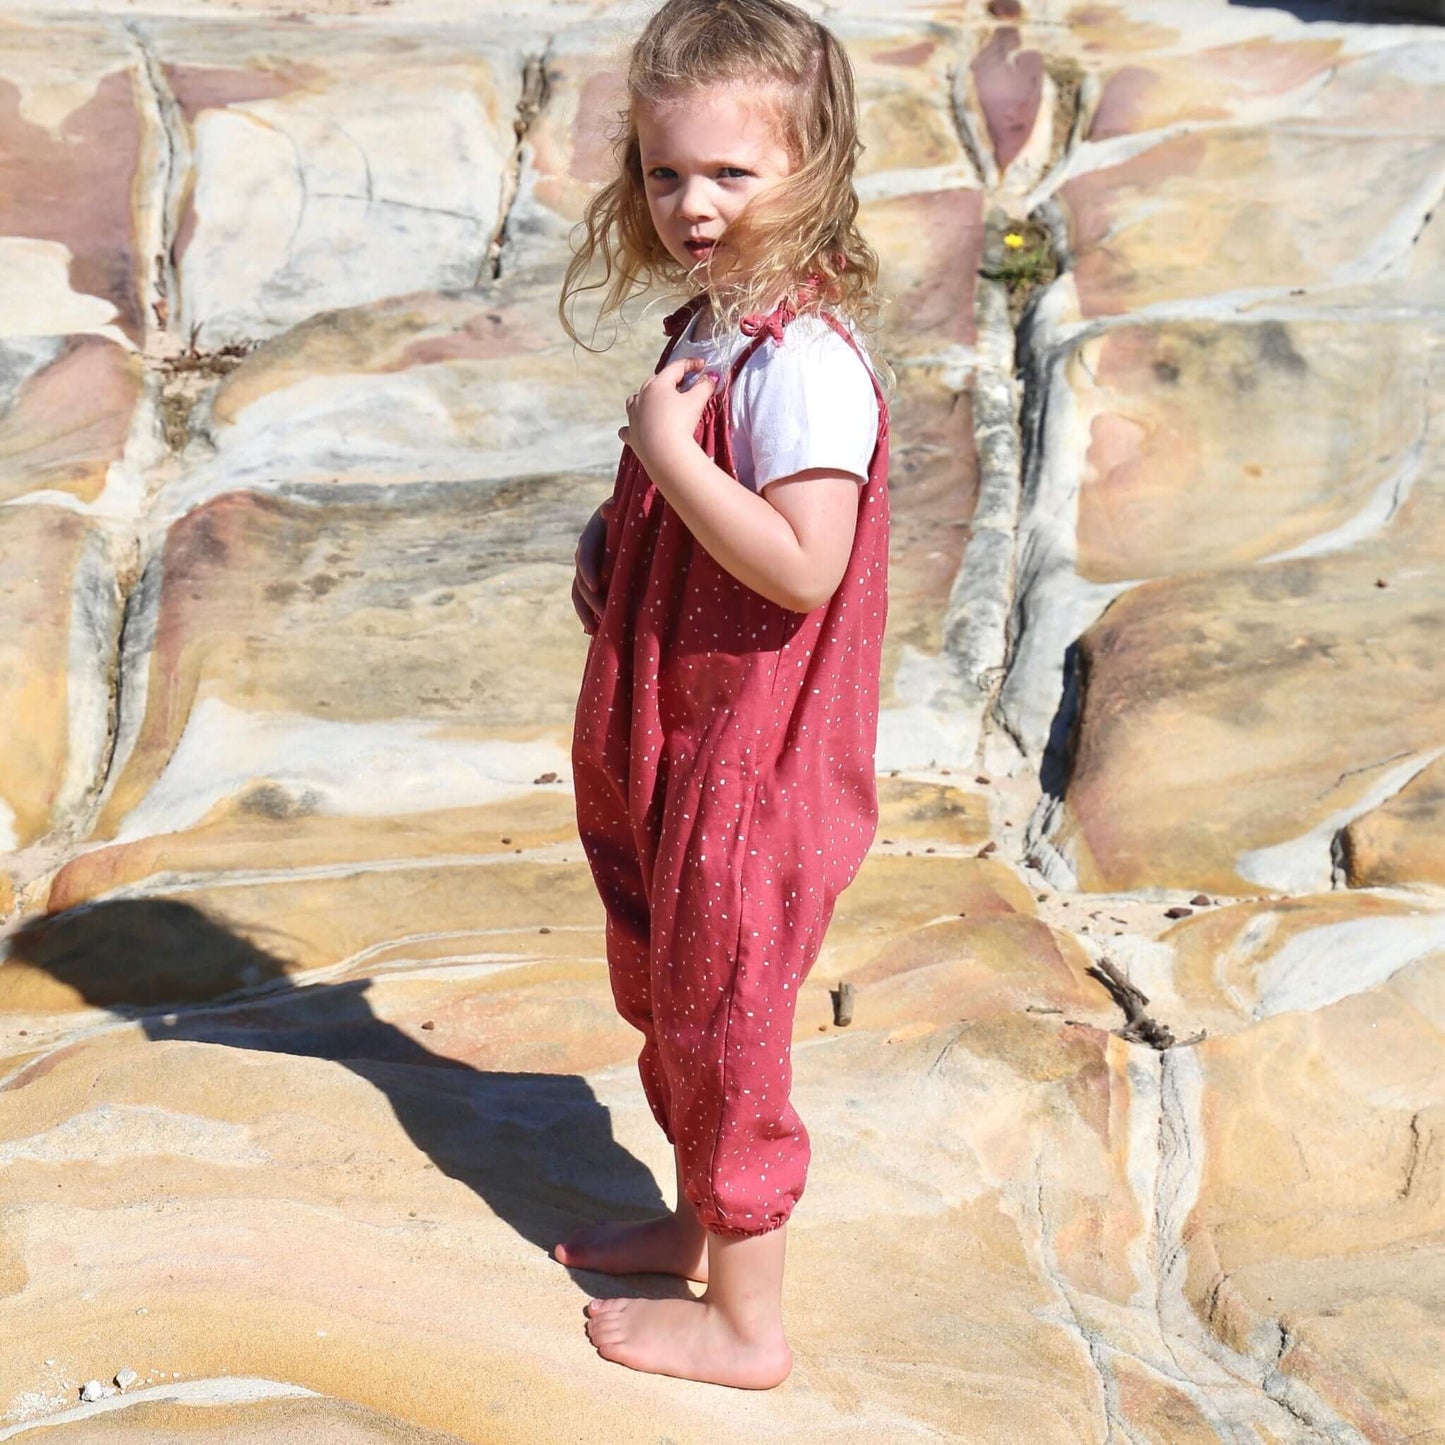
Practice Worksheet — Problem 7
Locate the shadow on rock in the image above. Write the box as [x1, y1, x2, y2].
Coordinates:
[1228, 0, 1442, 21]
[5, 898, 679, 1298]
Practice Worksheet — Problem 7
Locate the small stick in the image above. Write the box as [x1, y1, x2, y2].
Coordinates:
[830, 981, 854, 1027]
[1087, 953, 1180, 1050]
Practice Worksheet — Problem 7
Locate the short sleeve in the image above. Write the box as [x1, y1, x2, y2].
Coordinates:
[731, 317, 879, 494]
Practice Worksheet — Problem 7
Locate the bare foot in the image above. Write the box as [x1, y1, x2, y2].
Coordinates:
[553, 1212, 709, 1283]
[584, 1296, 792, 1388]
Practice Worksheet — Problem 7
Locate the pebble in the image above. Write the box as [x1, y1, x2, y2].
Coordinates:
[977, 841, 997, 857]
[1164, 905, 1194, 919]
[80, 1380, 113, 1402]
[115, 1367, 138, 1390]
[1189, 893, 1212, 906]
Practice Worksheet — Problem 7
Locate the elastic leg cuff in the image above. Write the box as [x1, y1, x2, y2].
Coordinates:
[699, 1212, 791, 1239]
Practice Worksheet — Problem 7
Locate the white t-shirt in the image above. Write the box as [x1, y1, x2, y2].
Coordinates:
[667, 307, 881, 494]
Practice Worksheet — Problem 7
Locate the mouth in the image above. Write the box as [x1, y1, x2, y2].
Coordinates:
[684, 239, 718, 261]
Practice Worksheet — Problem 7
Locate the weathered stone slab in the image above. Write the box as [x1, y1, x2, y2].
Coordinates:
[1028, 322, 1445, 894]
[1, 1391, 475, 1443]
[862, 186, 982, 357]
[0, 337, 142, 506]
[5, 859, 602, 1016]
[0, 921, 1205, 1443]
[1339, 754, 1445, 887]
[1177, 951, 1445, 1441]
[0, 18, 144, 344]
[1055, 125, 1445, 316]
[1166, 892, 1445, 1038]
[140, 18, 524, 350]
[93, 481, 589, 847]
[874, 773, 990, 847]
[0, 506, 117, 853]
[160, 280, 658, 512]
[1066, 319, 1430, 583]
[1086, 36, 1341, 140]
[50, 793, 579, 911]
[1045, 543, 1445, 894]
[876, 374, 978, 717]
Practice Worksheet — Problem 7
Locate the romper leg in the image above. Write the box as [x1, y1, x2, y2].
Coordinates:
[572, 748, 675, 1142]
[648, 753, 835, 1237]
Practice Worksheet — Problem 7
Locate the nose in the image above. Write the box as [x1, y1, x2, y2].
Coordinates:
[677, 175, 714, 222]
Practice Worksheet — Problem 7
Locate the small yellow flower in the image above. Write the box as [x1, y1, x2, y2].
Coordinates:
[1003, 232, 1025, 249]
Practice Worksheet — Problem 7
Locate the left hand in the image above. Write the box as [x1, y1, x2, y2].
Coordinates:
[618, 357, 719, 475]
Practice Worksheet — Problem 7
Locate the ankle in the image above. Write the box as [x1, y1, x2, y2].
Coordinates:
[699, 1223, 788, 1334]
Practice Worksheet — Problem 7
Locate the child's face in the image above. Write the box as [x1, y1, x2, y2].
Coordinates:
[636, 85, 795, 289]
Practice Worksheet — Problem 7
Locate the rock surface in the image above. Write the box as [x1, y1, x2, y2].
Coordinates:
[1, 0, 1443, 1440]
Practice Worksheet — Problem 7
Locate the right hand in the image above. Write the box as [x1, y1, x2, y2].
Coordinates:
[572, 497, 613, 635]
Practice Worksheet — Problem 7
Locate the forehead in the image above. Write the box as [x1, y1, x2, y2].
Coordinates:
[635, 84, 789, 157]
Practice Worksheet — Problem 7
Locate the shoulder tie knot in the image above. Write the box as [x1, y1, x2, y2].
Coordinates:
[738, 274, 825, 345]
[739, 305, 790, 344]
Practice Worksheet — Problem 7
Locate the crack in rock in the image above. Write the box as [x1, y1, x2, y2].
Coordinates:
[485, 41, 553, 283]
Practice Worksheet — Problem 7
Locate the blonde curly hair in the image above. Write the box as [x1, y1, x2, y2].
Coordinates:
[558, 0, 881, 350]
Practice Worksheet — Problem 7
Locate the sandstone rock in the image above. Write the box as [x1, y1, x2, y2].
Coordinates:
[1338, 754, 1445, 887]
[1055, 124, 1445, 317]
[5, 1389, 476, 1443]
[1175, 950, 1445, 1440]
[0, 506, 118, 851]
[1065, 320, 1430, 583]
[3, 1, 1444, 1439]
[1086, 36, 1340, 140]
[1040, 536, 1445, 894]
[0, 337, 142, 507]
[0, 20, 146, 344]
[92, 481, 591, 846]
[143, 18, 524, 351]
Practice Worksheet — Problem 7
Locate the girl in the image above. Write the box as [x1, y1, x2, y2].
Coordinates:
[555, 0, 890, 1390]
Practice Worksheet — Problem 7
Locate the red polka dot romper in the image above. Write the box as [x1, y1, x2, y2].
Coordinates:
[571, 287, 890, 1237]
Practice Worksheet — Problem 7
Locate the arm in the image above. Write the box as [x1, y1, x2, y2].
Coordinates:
[622, 358, 861, 613]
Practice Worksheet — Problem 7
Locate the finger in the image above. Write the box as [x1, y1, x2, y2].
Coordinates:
[573, 575, 603, 630]
[576, 555, 603, 604]
[572, 577, 595, 634]
[658, 356, 705, 382]
[578, 547, 602, 591]
[617, 425, 629, 444]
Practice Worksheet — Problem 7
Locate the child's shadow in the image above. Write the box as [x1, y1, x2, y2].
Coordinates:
[8, 898, 689, 1301]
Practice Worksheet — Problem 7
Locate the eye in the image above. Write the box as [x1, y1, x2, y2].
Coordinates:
[647, 167, 677, 180]
[719, 167, 751, 179]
